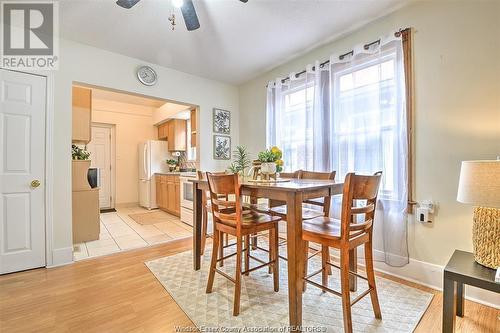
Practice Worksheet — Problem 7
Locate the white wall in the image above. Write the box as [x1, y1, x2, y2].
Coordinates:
[92, 99, 157, 205]
[50, 39, 239, 264]
[238, 1, 500, 305]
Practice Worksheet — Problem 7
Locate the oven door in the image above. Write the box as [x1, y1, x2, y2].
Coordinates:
[180, 178, 194, 210]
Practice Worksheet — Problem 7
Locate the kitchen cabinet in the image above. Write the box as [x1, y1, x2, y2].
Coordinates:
[72, 86, 92, 144]
[156, 174, 180, 216]
[190, 108, 196, 148]
[156, 119, 187, 151]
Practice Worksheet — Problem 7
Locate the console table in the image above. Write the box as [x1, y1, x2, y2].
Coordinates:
[443, 250, 500, 332]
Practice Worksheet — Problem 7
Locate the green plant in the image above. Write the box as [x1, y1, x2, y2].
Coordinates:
[257, 146, 284, 172]
[72, 144, 90, 160]
[166, 159, 178, 166]
[228, 145, 251, 175]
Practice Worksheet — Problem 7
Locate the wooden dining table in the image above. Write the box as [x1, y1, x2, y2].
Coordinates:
[190, 178, 344, 328]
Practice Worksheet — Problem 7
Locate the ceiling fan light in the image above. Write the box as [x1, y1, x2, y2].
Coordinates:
[172, 0, 184, 8]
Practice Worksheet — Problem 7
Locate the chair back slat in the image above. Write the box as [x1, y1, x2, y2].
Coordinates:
[340, 172, 382, 241]
[299, 170, 336, 181]
[279, 171, 300, 179]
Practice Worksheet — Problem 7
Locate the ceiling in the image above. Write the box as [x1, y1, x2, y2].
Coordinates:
[60, 0, 409, 85]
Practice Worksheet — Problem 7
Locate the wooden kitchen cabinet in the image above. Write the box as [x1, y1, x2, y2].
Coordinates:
[156, 119, 186, 151]
[190, 108, 197, 148]
[156, 174, 180, 216]
[72, 86, 92, 144]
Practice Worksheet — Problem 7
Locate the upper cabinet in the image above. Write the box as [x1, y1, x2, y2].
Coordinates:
[157, 119, 187, 151]
[190, 108, 196, 148]
[72, 86, 92, 144]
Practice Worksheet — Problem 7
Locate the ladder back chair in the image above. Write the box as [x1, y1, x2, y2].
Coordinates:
[205, 173, 281, 316]
[302, 171, 383, 333]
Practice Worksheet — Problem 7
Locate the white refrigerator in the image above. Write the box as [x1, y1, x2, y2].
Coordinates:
[138, 140, 169, 209]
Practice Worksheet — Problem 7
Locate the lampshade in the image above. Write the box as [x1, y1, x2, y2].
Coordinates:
[457, 160, 500, 208]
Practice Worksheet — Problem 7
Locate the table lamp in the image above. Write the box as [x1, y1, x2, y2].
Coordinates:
[457, 160, 500, 269]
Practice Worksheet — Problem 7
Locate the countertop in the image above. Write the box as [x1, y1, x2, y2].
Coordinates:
[155, 172, 197, 178]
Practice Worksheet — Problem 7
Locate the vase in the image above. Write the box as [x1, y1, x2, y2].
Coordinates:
[261, 162, 277, 175]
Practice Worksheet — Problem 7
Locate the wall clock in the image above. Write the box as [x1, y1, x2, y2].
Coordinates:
[137, 66, 157, 86]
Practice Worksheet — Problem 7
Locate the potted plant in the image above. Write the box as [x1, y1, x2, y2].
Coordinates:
[257, 146, 283, 176]
[228, 146, 252, 177]
[166, 159, 178, 172]
[71, 145, 91, 190]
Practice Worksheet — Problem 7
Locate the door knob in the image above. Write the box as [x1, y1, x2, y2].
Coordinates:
[31, 180, 41, 188]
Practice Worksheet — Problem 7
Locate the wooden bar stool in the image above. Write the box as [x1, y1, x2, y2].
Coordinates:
[301, 171, 382, 333]
[205, 172, 281, 316]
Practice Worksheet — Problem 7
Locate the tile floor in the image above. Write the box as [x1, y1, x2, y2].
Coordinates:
[73, 206, 192, 261]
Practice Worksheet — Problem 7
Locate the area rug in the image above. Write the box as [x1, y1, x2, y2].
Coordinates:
[145, 248, 433, 332]
[129, 211, 178, 225]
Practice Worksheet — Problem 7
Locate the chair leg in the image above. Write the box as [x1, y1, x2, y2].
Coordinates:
[271, 227, 279, 292]
[206, 228, 220, 294]
[321, 245, 329, 287]
[200, 207, 208, 255]
[340, 247, 353, 333]
[244, 235, 250, 276]
[325, 246, 332, 275]
[364, 241, 382, 319]
[218, 231, 224, 267]
[233, 236, 243, 316]
[303, 241, 309, 292]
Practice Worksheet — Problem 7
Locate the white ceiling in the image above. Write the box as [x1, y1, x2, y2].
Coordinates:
[60, 0, 408, 85]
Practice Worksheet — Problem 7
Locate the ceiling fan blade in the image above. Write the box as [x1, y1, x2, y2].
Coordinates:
[239, 0, 249, 2]
[116, 0, 141, 9]
[180, 0, 200, 31]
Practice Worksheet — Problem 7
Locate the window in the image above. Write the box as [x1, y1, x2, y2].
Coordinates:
[332, 52, 402, 200]
[275, 84, 315, 172]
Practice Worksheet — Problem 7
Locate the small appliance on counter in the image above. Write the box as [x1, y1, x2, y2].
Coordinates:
[87, 168, 100, 188]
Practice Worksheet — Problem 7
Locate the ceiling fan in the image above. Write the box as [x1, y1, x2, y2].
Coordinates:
[115, 0, 248, 31]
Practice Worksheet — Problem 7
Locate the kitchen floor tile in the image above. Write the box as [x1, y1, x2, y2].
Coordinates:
[85, 238, 119, 249]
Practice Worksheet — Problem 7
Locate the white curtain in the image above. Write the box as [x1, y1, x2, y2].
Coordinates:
[266, 33, 409, 267]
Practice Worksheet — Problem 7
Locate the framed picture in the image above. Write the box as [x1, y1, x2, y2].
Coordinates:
[213, 135, 231, 160]
[213, 108, 231, 134]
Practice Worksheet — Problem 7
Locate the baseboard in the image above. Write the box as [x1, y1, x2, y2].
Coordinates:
[47, 246, 73, 268]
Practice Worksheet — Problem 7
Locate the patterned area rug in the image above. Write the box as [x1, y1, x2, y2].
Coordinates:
[145, 247, 433, 332]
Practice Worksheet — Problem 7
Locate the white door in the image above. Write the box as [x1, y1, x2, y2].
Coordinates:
[87, 126, 112, 209]
[0, 69, 46, 274]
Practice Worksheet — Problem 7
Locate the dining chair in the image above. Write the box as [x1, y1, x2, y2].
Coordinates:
[205, 172, 281, 316]
[301, 171, 383, 333]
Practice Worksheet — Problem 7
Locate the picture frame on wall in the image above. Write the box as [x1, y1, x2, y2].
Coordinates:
[213, 135, 231, 160]
[213, 108, 231, 134]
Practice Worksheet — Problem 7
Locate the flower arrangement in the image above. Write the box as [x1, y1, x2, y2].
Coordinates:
[257, 146, 284, 173]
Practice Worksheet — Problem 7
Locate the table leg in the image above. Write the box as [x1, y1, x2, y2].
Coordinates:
[442, 277, 457, 333]
[456, 282, 464, 317]
[286, 192, 304, 330]
[349, 248, 357, 291]
[193, 184, 203, 271]
[250, 197, 258, 250]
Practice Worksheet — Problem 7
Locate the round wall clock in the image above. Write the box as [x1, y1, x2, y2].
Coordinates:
[137, 66, 157, 86]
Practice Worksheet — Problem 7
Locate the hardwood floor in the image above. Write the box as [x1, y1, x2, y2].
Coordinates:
[0, 238, 498, 333]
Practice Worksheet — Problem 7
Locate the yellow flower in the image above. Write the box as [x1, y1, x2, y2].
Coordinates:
[276, 159, 284, 166]
[271, 146, 282, 159]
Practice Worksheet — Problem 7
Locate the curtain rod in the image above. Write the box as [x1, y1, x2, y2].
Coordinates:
[268, 27, 410, 87]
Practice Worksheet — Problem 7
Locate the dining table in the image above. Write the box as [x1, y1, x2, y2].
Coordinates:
[190, 177, 346, 329]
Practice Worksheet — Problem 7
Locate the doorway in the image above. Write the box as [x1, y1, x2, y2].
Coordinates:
[0, 69, 47, 274]
[87, 123, 116, 210]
